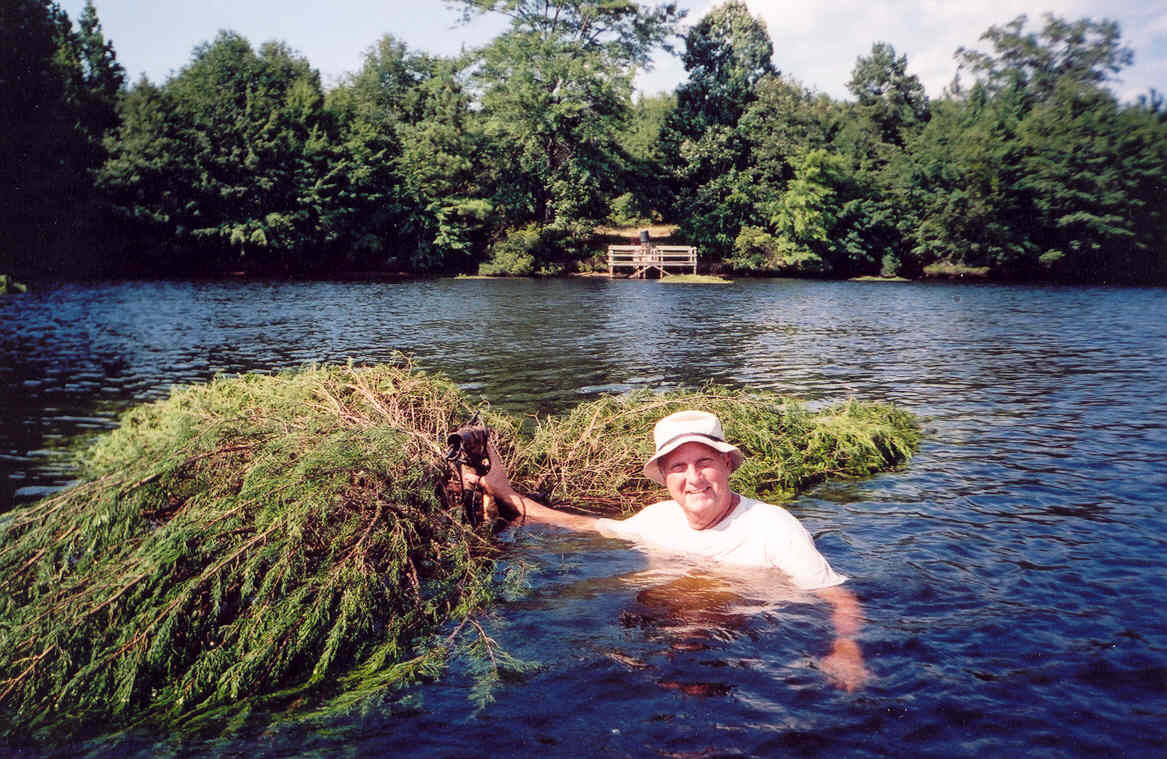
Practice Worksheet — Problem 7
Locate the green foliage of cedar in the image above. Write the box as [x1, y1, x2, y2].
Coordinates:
[0, 363, 919, 742]
[508, 387, 919, 516]
[0, 362, 522, 741]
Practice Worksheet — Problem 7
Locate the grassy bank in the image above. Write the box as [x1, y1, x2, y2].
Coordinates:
[922, 262, 992, 279]
[0, 362, 918, 743]
[657, 274, 731, 284]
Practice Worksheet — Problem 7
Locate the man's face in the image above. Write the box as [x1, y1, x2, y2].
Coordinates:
[661, 441, 735, 530]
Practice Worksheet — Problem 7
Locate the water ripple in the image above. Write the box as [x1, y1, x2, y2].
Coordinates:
[2, 278, 1165, 757]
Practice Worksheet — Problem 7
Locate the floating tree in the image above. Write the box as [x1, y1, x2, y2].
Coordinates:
[0, 361, 918, 743]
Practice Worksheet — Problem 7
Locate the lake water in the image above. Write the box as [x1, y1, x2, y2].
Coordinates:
[1, 278, 1165, 757]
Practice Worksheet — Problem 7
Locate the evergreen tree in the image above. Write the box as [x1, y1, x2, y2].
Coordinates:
[847, 42, 928, 148]
[0, 0, 123, 277]
[75, 0, 126, 138]
[663, 0, 776, 258]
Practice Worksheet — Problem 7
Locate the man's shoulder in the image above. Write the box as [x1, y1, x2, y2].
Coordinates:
[634, 499, 685, 524]
[730, 497, 806, 532]
[598, 499, 683, 536]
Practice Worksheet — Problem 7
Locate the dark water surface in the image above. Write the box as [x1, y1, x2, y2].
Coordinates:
[2, 278, 1165, 757]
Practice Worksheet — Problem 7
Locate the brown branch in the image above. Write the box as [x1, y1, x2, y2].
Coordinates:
[120, 444, 259, 494]
[0, 524, 81, 590]
[0, 472, 122, 534]
[470, 618, 499, 671]
[404, 554, 421, 603]
[100, 522, 282, 664]
[0, 644, 56, 705]
[340, 503, 383, 566]
[82, 571, 149, 620]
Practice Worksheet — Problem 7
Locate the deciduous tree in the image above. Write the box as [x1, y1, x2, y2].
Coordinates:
[101, 32, 331, 273]
[955, 14, 1133, 108]
[456, 0, 683, 272]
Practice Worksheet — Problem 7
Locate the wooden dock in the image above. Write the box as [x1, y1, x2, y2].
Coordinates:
[608, 244, 698, 278]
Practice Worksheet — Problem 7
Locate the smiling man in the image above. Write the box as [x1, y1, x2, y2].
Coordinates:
[466, 409, 869, 690]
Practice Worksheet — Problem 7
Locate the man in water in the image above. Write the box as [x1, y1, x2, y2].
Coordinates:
[466, 409, 869, 691]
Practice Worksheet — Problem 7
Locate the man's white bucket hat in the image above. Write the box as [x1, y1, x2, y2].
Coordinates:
[642, 409, 745, 485]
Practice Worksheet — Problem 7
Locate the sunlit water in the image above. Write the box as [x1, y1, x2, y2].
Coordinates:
[1, 278, 1164, 757]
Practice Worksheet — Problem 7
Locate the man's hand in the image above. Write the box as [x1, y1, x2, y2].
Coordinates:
[459, 440, 516, 501]
[460, 440, 599, 531]
[820, 638, 869, 692]
[812, 585, 869, 691]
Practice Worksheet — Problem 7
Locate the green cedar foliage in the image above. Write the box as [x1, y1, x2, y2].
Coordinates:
[0, 363, 513, 741]
[513, 386, 919, 512]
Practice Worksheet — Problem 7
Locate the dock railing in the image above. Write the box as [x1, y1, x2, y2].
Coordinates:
[608, 244, 698, 278]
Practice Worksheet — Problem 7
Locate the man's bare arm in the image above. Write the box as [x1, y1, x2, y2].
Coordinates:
[494, 488, 602, 532]
[464, 441, 601, 532]
[813, 584, 869, 692]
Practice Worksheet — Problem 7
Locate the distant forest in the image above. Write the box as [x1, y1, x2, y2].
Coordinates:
[3, 0, 1165, 283]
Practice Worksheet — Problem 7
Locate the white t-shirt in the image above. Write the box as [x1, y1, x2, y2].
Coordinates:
[596, 496, 848, 591]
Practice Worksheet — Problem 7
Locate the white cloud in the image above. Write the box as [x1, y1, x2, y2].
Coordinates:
[56, 0, 1163, 102]
[639, 0, 1165, 102]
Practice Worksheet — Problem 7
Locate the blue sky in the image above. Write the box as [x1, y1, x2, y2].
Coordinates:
[60, 0, 1164, 102]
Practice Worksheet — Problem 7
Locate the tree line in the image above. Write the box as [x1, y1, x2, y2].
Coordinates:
[3, 0, 1164, 283]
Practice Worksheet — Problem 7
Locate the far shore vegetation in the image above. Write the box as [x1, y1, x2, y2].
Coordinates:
[658, 274, 732, 284]
[3, 1, 1165, 286]
[850, 275, 911, 283]
[0, 275, 29, 294]
[0, 361, 919, 744]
